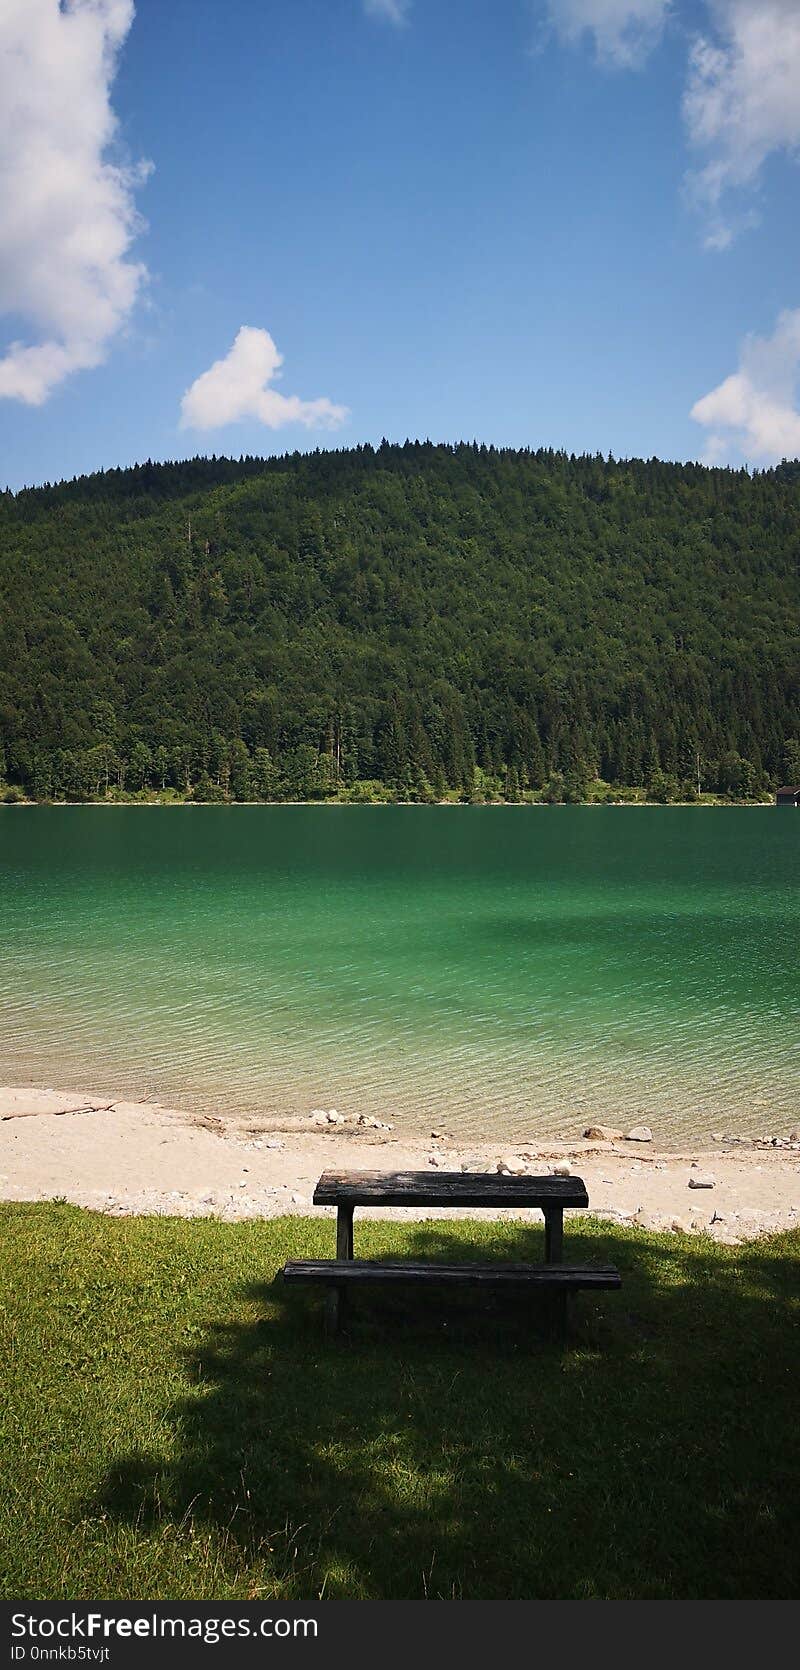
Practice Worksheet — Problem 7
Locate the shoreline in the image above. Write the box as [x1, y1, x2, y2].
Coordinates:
[0, 798, 777, 809]
[1, 1086, 797, 1243]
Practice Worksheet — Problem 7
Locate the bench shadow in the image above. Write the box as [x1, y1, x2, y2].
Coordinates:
[92, 1218, 800, 1599]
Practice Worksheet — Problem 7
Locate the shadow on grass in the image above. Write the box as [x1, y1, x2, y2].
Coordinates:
[94, 1218, 800, 1599]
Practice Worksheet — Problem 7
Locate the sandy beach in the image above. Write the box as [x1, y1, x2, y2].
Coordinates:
[1, 1085, 798, 1242]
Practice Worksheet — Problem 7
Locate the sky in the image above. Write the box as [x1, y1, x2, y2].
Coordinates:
[0, 0, 798, 490]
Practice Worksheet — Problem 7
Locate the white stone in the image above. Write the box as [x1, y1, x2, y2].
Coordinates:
[635, 1209, 669, 1231]
[625, 1126, 653, 1143]
[551, 1161, 572, 1177]
[497, 1155, 526, 1175]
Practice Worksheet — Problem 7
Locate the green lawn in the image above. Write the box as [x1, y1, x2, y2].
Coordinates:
[1, 1203, 798, 1600]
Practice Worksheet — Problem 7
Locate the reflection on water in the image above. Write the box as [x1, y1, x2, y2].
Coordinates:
[0, 807, 797, 1145]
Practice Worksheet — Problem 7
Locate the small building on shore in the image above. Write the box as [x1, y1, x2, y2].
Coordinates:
[776, 786, 800, 806]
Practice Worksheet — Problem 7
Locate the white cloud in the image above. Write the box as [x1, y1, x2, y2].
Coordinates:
[684, 1, 800, 247]
[0, 0, 149, 406]
[180, 327, 349, 433]
[544, 0, 670, 68]
[691, 309, 800, 465]
[363, 0, 411, 25]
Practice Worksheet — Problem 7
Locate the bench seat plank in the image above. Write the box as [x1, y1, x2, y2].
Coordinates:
[312, 1170, 589, 1210]
[283, 1259, 620, 1289]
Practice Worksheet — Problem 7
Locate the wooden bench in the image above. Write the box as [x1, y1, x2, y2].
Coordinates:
[281, 1169, 620, 1340]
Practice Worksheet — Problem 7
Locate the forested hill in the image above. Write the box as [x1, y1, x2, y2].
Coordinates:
[1, 442, 799, 803]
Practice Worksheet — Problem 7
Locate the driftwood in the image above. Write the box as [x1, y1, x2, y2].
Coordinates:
[1, 1102, 115, 1121]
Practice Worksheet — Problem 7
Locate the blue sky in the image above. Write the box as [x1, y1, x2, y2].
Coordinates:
[1, 0, 798, 490]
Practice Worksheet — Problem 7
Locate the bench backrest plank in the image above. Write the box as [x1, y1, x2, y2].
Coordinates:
[312, 1170, 588, 1209]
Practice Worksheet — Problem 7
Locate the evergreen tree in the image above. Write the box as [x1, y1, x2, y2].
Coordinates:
[0, 443, 795, 802]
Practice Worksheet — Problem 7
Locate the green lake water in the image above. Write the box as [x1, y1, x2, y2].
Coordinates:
[0, 806, 797, 1144]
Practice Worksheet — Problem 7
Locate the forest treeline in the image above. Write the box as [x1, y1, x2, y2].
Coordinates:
[1, 441, 799, 803]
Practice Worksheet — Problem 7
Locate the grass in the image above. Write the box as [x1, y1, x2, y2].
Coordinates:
[1, 1202, 798, 1600]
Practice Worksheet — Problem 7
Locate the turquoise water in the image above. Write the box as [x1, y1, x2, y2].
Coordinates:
[0, 807, 797, 1144]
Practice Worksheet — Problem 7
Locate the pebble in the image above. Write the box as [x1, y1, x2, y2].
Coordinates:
[625, 1126, 653, 1143]
[497, 1155, 527, 1176]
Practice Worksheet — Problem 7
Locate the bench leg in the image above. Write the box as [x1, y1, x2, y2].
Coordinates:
[337, 1203, 354, 1261]
[324, 1286, 342, 1337]
[325, 1204, 354, 1336]
[542, 1289, 568, 1345]
[544, 1206, 563, 1263]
